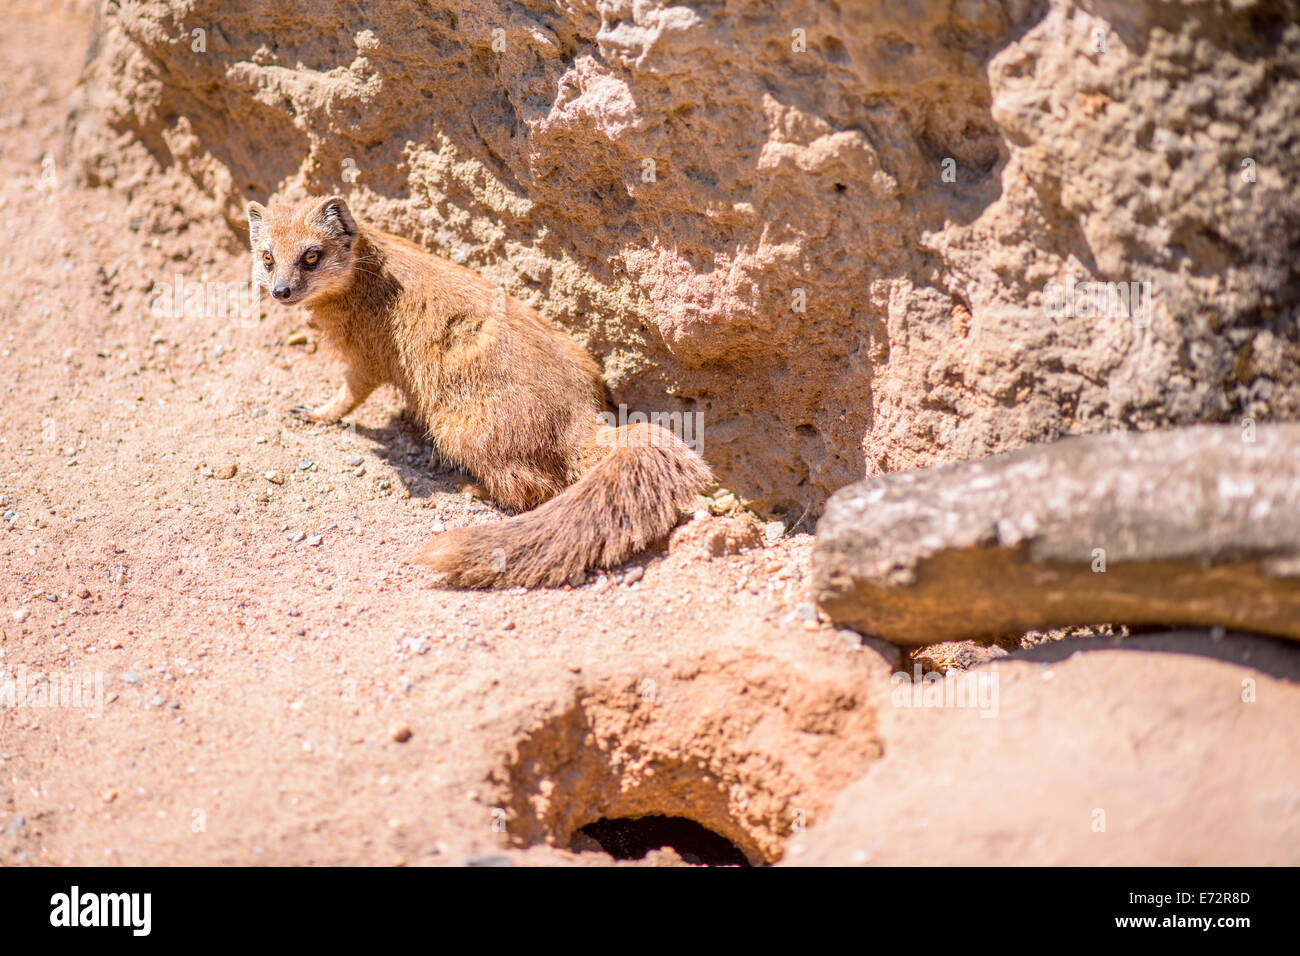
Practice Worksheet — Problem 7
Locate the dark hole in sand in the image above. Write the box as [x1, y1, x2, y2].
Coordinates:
[578, 816, 752, 866]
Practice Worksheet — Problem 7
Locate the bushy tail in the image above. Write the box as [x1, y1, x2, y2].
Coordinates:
[412, 423, 712, 587]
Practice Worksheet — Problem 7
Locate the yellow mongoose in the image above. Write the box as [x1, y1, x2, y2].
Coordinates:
[246, 195, 712, 587]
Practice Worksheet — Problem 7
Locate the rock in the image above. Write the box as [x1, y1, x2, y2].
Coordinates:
[12, 608, 28, 623]
[347, 456, 363, 467]
[462, 854, 512, 867]
[66, 0, 1300, 517]
[797, 639, 1300, 865]
[709, 491, 738, 513]
[813, 425, 1300, 644]
[835, 629, 904, 671]
[214, 463, 237, 479]
[390, 724, 413, 743]
[288, 530, 305, 543]
[669, 514, 764, 560]
[622, 566, 644, 586]
[910, 641, 1010, 675]
[306, 534, 323, 547]
[264, 471, 283, 485]
[764, 521, 786, 541]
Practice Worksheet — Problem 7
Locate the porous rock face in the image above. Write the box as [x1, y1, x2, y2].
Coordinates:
[67, 0, 1300, 515]
[812, 424, 1300, 643]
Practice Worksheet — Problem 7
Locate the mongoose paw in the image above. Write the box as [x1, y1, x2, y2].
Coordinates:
[289, 404, 340, 425]
[460, 481, 490, 500]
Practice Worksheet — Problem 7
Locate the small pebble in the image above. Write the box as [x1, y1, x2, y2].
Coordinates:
[623, 566, 644, 585]
[306, 534, 322, 547]
[12, 608, 29, 623]
[765, 521, 786, 540]
[390, 724, 412, 743]
[288, 530, 305, 543]
[264, 470, 284, 484]
[215, 463, 237, 480]
[402, 636, 431, 655]
[347, 456, 363, 467]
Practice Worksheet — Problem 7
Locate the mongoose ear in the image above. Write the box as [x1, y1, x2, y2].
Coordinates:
[308, 196, 357, 242]
[246, 202, 267, 250]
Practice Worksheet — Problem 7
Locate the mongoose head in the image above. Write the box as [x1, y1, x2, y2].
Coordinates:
[246, 196, 358, 307]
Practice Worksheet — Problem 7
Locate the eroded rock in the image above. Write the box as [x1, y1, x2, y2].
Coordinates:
[813, 424, 1300, 643]
[66, 0, 1300, 516]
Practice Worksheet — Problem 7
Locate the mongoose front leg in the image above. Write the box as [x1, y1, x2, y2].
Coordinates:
[292, 368, 376, 424]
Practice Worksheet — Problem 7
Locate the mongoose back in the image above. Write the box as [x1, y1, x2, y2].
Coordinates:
[246, 194, 713, 587]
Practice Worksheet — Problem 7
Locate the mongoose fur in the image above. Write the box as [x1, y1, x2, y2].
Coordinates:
[246, 195, 712, 587]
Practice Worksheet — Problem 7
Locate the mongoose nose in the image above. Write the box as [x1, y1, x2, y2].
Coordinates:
[272, 284, 292, 300]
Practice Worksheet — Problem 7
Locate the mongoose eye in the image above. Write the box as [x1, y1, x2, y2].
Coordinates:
[262, 251, 273, 270]
[302, 250, 320, 268]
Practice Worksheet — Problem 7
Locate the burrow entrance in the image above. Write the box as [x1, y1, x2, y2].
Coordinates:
[487, 651, 882, 866]
[576, 815, 752, 866]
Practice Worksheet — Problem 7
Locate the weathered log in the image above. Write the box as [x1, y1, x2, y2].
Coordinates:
[813, 425, 1300, 644]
